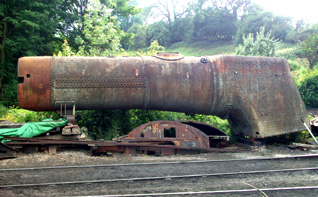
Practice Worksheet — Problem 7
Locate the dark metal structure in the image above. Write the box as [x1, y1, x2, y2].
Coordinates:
[0, 143, 19, 159]
[17, 54, 309, 138]
[123, 120, 228, 148]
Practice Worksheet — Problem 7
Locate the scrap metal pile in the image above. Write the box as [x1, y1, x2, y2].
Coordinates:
[1, 120, 236, 157]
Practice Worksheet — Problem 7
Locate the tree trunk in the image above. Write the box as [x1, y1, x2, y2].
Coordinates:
[0, 19, 7, 97]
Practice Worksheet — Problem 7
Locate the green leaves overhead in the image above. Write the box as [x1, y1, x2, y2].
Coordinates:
[78, 0, 126, 56]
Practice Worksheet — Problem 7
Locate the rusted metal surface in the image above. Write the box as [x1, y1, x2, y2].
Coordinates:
[18, 57, 53, 111]
[153, 52, 185, 61]
[4, 136, 237, 156]
[123, 120, 228, 148]
[18, 55, 309, 138]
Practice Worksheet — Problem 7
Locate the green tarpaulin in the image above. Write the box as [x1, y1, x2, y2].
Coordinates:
[0, 119, 68, 143]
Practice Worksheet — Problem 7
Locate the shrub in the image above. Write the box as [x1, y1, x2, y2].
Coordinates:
[297, 69, 318, 107]
[0, 105, 59, 122]
[236, 26, 279, 57]
[1, 80, 18, 107]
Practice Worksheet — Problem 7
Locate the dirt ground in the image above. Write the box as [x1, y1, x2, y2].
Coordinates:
[1, 144, 317, 169]
[1, 145, 318, 196]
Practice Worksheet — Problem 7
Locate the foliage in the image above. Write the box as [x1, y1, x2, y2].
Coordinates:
[288, 60, 301, 71]
[0, 105, 59, 123]
[146, 22, 172, 47]
[57, 0, 140, 51]
[285, 20, 310, 43]
[167, 40, 235, 56]
[146, 40, 165, 55]
[127, 24, 148, 50]
[235, 7, 292, 44]
[1, 79, 17, 106]
[236, 26, 278, 57]
[74, 0, 128, 56]
[0, 0, 62, 105]
[77, 110, 132, 140]
[300, 32, 318, 69]
[56, 40, 76, 57]
[184, 114, 231, 135]
[297, 69, 318, 107]
[187, 7, 236, 42]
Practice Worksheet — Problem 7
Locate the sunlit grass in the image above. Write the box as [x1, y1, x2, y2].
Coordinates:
[0, 104, 59, 123]
[167, 40, 236, 56]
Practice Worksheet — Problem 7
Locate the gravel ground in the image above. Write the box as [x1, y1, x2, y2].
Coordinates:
[1, 145, 317, 169]
[1, 145, 318, 196]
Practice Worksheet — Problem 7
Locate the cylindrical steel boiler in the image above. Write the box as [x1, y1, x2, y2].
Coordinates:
[17, 54, 309, 138]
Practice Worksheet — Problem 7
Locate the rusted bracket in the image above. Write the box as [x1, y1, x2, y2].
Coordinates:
[152, 52, 185, 61]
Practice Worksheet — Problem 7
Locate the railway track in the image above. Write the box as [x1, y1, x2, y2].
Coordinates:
[1, 154, 318, 196]
[1, 166, 318, 188]
[89, 186, 318, 196]
[1, 153, 318, 172]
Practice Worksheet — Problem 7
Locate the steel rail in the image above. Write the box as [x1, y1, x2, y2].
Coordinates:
[1, 154, 318, 172]
[1, 167, 318, 188]
[83, 186, 318, 196]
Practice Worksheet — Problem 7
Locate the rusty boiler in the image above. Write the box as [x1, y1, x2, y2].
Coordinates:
[17, 53, 309, 138]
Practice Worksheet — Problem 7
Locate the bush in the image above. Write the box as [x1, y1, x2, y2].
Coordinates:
[77, 110, 132, 140]
[1, 80, 18, 107]
[236, 26, 278, 57]
[0, 105, 59, 122]
[288, 61, 301, 71]
[297, 69, 318, 107]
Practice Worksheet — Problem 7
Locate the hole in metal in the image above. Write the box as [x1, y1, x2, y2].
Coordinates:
[18, 77, 24, 84]
[164, 128, 176, 138]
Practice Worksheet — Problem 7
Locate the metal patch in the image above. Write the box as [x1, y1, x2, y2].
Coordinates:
[53, 78, 147, 89]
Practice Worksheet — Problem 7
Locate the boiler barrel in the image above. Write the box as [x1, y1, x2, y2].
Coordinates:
[17, 55, 309, 138]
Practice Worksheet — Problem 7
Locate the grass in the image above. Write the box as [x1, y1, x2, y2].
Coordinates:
[0, 104, 59, 123]
[166, 40, 299, 58]
[166, 40, 236, 56]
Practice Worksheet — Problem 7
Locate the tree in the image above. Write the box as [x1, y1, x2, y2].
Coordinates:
[187, 7, 236, 42]
[186, 0, 251, 43]
[298, 70, 318, 107]
[236, 26, 278, 57]
[301, 32, 318, 69]
[127, 24, 148, 50]
[0, 0, 61, 105]
[146, 22, 171, 46]
[235, 6, 292, 44]
[58, 0, 140, 51]
[76, 0, 127, 56]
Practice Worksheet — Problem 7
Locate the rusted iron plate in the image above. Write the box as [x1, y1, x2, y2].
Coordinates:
[153, 52, 185, 61]
[217, 56, 308, 137]
[17, 55, 308, 138]
[18, 57, 53, 111]
[123, 120, 211, 148]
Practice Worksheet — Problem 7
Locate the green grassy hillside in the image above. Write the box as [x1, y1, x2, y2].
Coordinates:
[166, 40, 236, 56]
[167, 40, 297, 57]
